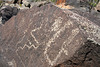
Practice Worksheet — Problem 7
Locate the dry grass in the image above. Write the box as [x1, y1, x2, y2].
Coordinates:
[57, 3, 74, 9]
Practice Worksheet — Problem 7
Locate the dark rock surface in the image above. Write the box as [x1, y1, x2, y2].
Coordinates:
[69, 9, 100, 26]
[0, 3, 100, 67]
[54, 40, 100, 67]
[0, 6, 19, 24]
[66, 0, 80, 5]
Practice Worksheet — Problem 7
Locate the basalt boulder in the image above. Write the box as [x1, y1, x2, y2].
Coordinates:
[0, 5, 19, 24]
[0, 3, 100, 67]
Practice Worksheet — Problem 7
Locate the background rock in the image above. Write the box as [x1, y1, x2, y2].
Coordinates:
[0, 5, 19, 24]
[95, 2, 100, 11]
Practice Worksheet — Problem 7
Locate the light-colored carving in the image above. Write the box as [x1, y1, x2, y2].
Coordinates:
[16, 26, 42, 67]
[51, 17, 63, 32]
[16, 43, 35, 51]
[32, 11, 43, 17]
[8, 59, 17, 67]
[31, 30, 40, 48]
[70, 11, 100, 44]
[44, 27, 79, 66]
[16, 19, 33, 46]
[16, 11, 43, 67]
[16, 50, 26, 67]
[16, 11, 43, 46]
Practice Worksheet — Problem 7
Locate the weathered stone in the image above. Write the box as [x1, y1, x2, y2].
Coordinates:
[69, 9, 100, 25]
[54, 40, 100, 67]
[0, 3, 100, 67]
[66, 0, 80, 6]
[0, 5, 19, 24]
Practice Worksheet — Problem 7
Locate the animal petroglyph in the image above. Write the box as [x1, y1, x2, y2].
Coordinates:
[44, 19, 79, 66]
[51, 17, 63, 32]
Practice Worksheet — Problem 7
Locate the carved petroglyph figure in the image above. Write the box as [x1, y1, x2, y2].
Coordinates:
[51, 17, 63, 32]
[44, 19, 79, 66]
[15, 11, 43, 67]
[15, 10, 80, 66]
[16, 11, 43, 49]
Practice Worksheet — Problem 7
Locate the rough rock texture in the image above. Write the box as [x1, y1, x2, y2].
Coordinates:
[0, 5, 19, 24]
[0, 3, 100, 67]
[96, 2, 100, 11]
[66, 0, 80, 6]
[69, 9, 100, 26]
[54, 40, 100, 67]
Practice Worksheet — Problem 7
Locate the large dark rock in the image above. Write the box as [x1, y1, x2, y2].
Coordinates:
[0, 3, 100, 67]
[0, 6, 19, 24]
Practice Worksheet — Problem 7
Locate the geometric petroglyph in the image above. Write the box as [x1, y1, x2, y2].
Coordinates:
[15, 11, 44, 67]
[16, 26, 41, 52]
[44, 19, 79, 66]
[16, 26, 42, 67]
[16, 11, 43, 51]
[16, 45, 34, 67]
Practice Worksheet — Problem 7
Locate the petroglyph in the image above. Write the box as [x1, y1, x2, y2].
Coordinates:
[16, 44, 34, 52]
[30, 30, 40, 48]
[51, 17, 63, 32]
[44, 19, 79, 66]
[15, 11, 44, 67]
[44, 28, 79, 66]
[62, 28, 80, 52]
[69, 11, 100, 44]
[1, 3, 100, 67]
[16, 43, 33, 67]
[16, 51, 26, 67]
[32, 11, 43, 17]
[8, 59, 17, 67]
[16, 11, 43, 47]
[16, 25, 42, 65]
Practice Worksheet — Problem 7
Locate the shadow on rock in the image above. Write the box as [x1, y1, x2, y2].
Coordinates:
[54, 40, 100, 67]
